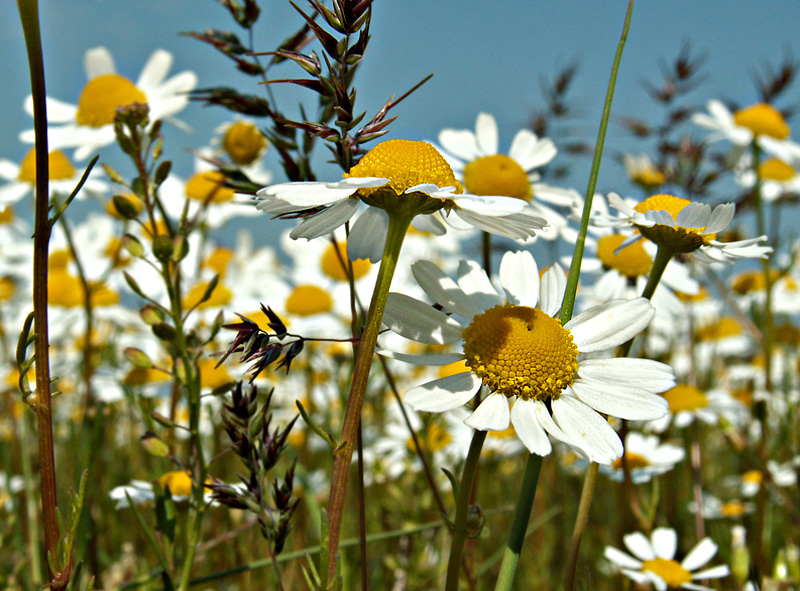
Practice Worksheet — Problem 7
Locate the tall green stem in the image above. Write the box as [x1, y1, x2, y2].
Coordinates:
[326, 212, 413, 583]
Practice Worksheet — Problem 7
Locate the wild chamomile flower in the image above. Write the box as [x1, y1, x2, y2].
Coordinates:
[692, 100, 790, 146]
[0, 148, 108, 204]
[381, 250, 674, 463]
[437, 112, 580, 241]
[603, 192, 771, 263]
[604, 527, 730, 591]
[624, 153, 666, 192]
[647, 385, 745, 432]
[21, 47, 197, 160]
[256, 138, 547, 262]
[689, 494, 755, 520]
[735, 150, 800, 202]
[597, 431, 685, 484]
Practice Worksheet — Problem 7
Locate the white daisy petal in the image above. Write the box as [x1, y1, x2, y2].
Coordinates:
[259, 182, 356, 208]
[383, 293, 465, 344]
[509, 130, 557, 170]
[289, 198, 359, 240]
[510, 399, 552, 455]
[681, 538, 718, 571]
[453, 209, 538, 240]
[569, 381, 669, 421]
[411, 260, 480, 318]
[623, 532, 657, 561]
[347, 207, 388, 262]
[675, 202, 710, 229]
[691, 565, 730, 580]
[577, 358, 675, 391]
[651, 528, 678, 560]
[377, 350, 465, 366]
[604, 547, 642, 570]
[457, 260, 503, 310]
[464, 392, 510, 431]
[438, 129, 480, 162]
[137, 49, 173, 89]
[621, 569, 652, 585]
[539, 263, 566, 317]
[404, 373, 481, 412]
[566, 298, 654, 353]
[475, 112, 498, 155]
[703, 203, 735, 234]
[551, 395, 623, 463]
[84, 46, 115, 78]
[499, 250, 539, 307]
[645, 209, 675, 226]
[453, 194, 526, 215]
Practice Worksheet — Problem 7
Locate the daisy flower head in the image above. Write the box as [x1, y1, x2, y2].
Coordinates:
[437, 112, 580, 241]
[604, 192, 771, 263]
[597, 431, 685, 484]
[604, 527, 730, 591]
[256, 138, 547, 262]
[381, 250, 674, 463]
[21, 47, 197, 160]
[692, 100, 790, 147]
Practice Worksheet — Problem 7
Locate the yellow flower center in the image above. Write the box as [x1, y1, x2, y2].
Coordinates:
[17, 149, 76, 184]
[0, 277, 16, 302]
[742, 470, 762, 485]
[320, 242, 371, 282]
[204, 247, 234, 278]
[157, 471, 193, 497]
[759, 157, 796, 182]
[634, 194, 715, 252]
[47, 271, 119, 308]
[406, 422, 452, 454]
[733, 103, 790, 140]
[0, 207, 13, 225]
[223, 121, 267, 165]
[462, 154, 532, 200]
[730, 270, 781, 294]
[75, 73, 148, 127]
[198, 358, 232, 390]
[185, 171, 236, 203]
[662, 384, 708, 413]
[641, 557, 693, 587]
[345, 139, 462, 195]
[596, 234, 653, 278]
[611, 451, 650, 470]
[183, 280, 233, 310]
[695, 316, 742, 341]
[720, 501, 747, 517]
[438, 359, 470, 379]
[285, 285, 333, 316]
[462, 304, 579, 400]
[630, 166, 666, 189]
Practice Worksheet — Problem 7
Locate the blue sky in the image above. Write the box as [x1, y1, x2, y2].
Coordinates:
[3, 1, 800, 201]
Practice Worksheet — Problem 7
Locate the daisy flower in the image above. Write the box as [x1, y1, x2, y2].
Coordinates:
[604, 527, 730, 591]
[624, 153, 666, 192]
[688, 494, 754, 520]
[437, 112, 581, 241]
[256, 139, 547, 262]
[21, 47, 197, 160]
[692, 100, 790, 146]
[380, 250, 674, 463]
[602, 192, 771, 263]
[647, 385, 745, 432]
[597, 431, 685, 483]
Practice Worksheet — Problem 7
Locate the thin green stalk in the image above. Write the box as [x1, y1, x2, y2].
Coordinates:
[493, 454, 542, 590]
[326, 211, 414, 583]
[444, 430, 487, 591]
[564, 462, 599, 591]
[20, 410, 43, 586]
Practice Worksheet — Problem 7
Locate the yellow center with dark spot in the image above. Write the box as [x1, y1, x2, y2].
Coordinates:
[462, 154, 532, 200]
[720, 501, 746, 517]
[320, 242, 371, 281]
[185, 171, 235, 203]
[611, 451, 650, 470]
[406, 422, 452, 454]
[662, 384, 708, 413]
[345, 139, 462, 195]
[157, 471, 193, 497]
[17, 148, 76, 184]
[641, 557, 692, 587]
[462, 304, 579, 400]
[223, 121, 267, 165]
[76, 73, 147, 127]
[733, 103, 790, 140]
[759, 157, 796, 182]
[730, 269, 781, 294]
[285, 285, 333, 316]
[695, 316, 742, 341]
[596, 234, 653, 278]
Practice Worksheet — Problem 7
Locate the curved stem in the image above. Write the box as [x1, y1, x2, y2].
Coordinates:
[444, 430, 487, 591]
[493, 454, 543, 591]
[564, 462, 599, 591]
[326, 212, 413, 583]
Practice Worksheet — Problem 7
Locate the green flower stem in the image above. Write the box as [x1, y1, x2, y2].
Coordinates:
[564, 461, 600, 591]
[326, 211, 414, 583]
[20, 410, 43, 586]
[17, 0, 65, 587]
[492, 454, 543, 591]
[444, 430, 488, 591]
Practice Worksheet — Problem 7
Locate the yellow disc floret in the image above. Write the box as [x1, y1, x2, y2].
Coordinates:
[462, 304, 579, 401]
[733, 102, 790, 140]
[285, 285, 333, 316]
[157, 471, 193, 497]
[641, 557, 693, 587]
[223, 121, 267, 165]
[662, 384, 708, 413]
[17, 149, 76, 184]
[320, 242, 371, 281]
[611, 452, 650, 470]
[76, 74, 147, 127]
[462, 154, 532, 200]
[345, 139, 462, 195]
[596, 234, 653, 278]
[634, 193, 715, 252]
[185, 171, 235, 203]
[759, 157, 796, 182]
